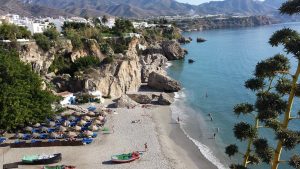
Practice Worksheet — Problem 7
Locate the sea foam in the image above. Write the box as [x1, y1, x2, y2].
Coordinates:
[171, 91, 228, 169]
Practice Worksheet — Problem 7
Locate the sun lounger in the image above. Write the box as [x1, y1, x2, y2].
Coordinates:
[82, 138, 93, 144]
[0, 137, 6, 144]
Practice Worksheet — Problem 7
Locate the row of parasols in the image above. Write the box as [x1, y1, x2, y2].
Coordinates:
[15, 110, 108, 140]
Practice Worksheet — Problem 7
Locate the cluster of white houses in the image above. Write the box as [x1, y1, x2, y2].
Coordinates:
[0, 14, 117, 34]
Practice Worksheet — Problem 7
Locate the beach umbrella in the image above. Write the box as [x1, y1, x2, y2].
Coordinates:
[15, 133, 24, 139]
[50, 132, 59, 139]
[33, 123, 41, 128]
[41, 127, 49, 132]
[83, 116, 91, 121]
[54, 115, 62, 120]
[98, 116, 104, 121]
[68, 116, 76, 121]
[62, 111, 72, 117]
[32, 133, 40, 138]
[25, 126, 33, 132]
[88, 112, 95, 116]
[89, 125, 98, 131]
[48, 121, 56, 127]
[63, 120, 70, 127]
[59, 126, 67, 132]
[95, 120, 102, 125]
[68, 132, 77, 138]
[75, 126, 82, 131]
[79, 120, 87, 126]
[85, 130, 93, 137]
[74, 112, 82, 117]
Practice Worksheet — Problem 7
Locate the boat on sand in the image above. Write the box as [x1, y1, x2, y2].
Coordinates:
[111, 151, 142, 163]
[22, 153, 62, 165]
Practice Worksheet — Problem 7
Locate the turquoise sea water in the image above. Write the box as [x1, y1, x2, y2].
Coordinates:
[167, 23, 300, 169]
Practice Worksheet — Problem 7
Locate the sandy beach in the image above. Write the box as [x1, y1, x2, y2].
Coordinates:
[1, 104, 217, 169]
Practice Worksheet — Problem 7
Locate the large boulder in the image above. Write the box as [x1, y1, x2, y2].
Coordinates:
[158, 93, 173, 105]
[140, 54, 167, 83]
[161, 40, 185, 60]
[148, 72, 182, 92]
[127, 93, 152, 104]
[114, 94, 139, 108]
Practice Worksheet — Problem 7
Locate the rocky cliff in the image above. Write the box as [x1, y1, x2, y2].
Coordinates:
[81, 38, 142, 97]
[15, 36, 184, 98]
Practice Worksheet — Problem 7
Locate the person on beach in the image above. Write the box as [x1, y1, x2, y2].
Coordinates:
[177, 116, 180, 123]
[213, 133, 216, 139]
[208, 113, 213, 121]
[144, 142, 148, 152]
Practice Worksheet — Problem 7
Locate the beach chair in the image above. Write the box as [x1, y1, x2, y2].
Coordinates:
[14, 140, 26, 144]
[0, 137, 6, 144]
[31, 139, 42, 144]
[91, 133, 98, 138]
[82, 138, 93, 144]
[39, 133, 48, 139]
[87, 106, 97, 111]
[23, 134, 31, 140]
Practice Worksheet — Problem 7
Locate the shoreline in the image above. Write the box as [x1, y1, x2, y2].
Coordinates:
[153, 106, 218, 169]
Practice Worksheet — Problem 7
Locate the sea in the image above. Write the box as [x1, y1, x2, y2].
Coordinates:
[167, 22, 300, 169]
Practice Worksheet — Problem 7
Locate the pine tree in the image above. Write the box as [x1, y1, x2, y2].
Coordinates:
[226, 1, 300, 169]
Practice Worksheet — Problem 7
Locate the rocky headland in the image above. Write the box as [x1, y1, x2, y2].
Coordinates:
[11, 32, 185, 103]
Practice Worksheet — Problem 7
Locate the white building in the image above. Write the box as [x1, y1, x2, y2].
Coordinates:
[57, 91, 76, 106]
[88, 90, 105, 103]
[98, 16, 116, 28]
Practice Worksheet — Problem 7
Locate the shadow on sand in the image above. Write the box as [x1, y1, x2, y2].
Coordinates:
[3, 161, 22, 169]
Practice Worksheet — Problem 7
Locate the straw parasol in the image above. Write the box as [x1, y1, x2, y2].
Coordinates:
[25, 126, 33, 132]
[32, 133, 40, 138]
[75, 126, 82, 131]
[48, 121, 56, 127]
[16, 133, 24, 139]
[74, 112, 82, 117]
[33, 123, 41, 128]
[79, 120, 87, 126]
[62, 111, 72, 117]
[95, 120, 102, 125]
[68, 131, 77, 138]
[68, 116, 76, 121]
[63, 120, 70, 127]
[41, 127, 49, 132]
[88, 112, 95, 116]
[83, 116, 91, 121]
[50, 132, 59, 138]
[85, 130, 93, 137]
[89, 125, 98, 131]
[59, 126, 67, 132]
[54, 115, 62, 120]
[98, 116, 105, 121]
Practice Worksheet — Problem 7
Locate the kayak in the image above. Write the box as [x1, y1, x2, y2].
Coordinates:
[111, 151, 142, 163]
[22, 153, 62, 165]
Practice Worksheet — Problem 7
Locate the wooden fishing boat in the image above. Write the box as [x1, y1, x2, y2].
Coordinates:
[111, 151, 141, 163]
[22, 153, 62, 165]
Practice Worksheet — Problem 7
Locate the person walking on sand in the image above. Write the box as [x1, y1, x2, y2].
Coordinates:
[213, 133, 216, 139]
[144, 142, 148, 152]
[177, 116, 181, 123]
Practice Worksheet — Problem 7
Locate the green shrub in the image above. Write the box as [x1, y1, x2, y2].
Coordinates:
[43, 27, 60, 40]
[0, 23, 31, 40]
[33, 33, 51, 51]
[101, 56, 114, 64]
[71, 56, 101, 73]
